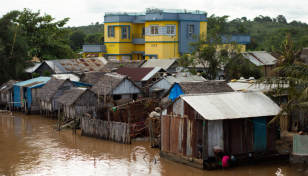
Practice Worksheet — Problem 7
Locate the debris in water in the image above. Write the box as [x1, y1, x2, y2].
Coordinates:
[143, 153, 147, 159]
[153, 157, 156, 164]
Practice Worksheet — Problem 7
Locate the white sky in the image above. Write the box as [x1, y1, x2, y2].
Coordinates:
[1, 0, 308, 27]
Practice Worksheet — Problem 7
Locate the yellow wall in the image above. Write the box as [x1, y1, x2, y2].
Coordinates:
[200, 22, 207, 35]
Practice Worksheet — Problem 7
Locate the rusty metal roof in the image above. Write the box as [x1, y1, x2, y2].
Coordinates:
[181, 92, 281, 120]
[116, 67, 155, 81]
[242, 51, 277, 66]
[45, 57, 107, 74]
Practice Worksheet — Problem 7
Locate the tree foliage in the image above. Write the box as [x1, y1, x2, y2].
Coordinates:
[177, 27, 258, 80]
[15, 8, 78, 60]
[68, 30, 86, 51]
[84, 33, 104, 44]
[255, 34, 307, 124]
[207, 14, 229, 33]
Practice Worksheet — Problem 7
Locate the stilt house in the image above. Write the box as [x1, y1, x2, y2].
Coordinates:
[160, 91, 281, 169]
[0, 80, 19, 107]
[37, 78, 76, 113]
[57, 88, 103, 119]
[91, 72, 145, 102]
[13, 77, 51, 113]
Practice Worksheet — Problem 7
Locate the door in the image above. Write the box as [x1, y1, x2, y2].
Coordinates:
[254, 117, 267, 151]
[121, 56, 130, 60]
[208, 120, 223, 157]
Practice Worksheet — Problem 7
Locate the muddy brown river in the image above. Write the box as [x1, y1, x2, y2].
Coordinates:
[0, 112, 306, 175]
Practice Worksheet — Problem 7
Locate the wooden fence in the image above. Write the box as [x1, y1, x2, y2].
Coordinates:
[81, 116, 128, 144]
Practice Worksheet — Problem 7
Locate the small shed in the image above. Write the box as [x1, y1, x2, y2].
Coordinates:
[149, 74, 206, 98]
[13, 77, 51, 113]
[160, 92, 281, 169]
[159, 81, 234, 107]
[116, 67, 165, 88]
[141, 59, 178, 72]
[242, 51, 278, 77]
[57, 88, 103, 119]
[0, 80, 19, 107]
[91, 72, 145, 101]
[38, 78, 76, 113]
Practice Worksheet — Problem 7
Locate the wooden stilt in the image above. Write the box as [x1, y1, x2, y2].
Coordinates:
[58, 108, 60, 131]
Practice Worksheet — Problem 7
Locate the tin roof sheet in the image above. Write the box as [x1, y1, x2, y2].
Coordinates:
[181, 92, 281, 120]
[13, 77, 51, 88]
[141, 59, 176, 70]
[52, 74, 80, 82]
[117, 67, 155, 81]
[164, 75, 206, 84]
[228, 82, 288, 92]
[25, 62, 42, 73]
[242, 51, 277, 66]
[141, 67, 164, 81]
[45, 57, 107, 74]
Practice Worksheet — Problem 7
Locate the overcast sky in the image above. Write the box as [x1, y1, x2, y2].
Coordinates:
[1, 0, 308, 27]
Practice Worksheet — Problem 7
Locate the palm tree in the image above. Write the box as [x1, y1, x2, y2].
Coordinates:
[256, 33, 308, 124]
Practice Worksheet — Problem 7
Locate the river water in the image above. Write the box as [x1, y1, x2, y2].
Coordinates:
[0, 112, 306, 176]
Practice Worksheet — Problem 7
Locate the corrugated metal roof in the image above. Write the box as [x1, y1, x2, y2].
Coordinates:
[228, 82, 288, 92]
[141, 67, 164, 81]
[181, 92, 281, 120]
[52, 74, 80, 82]
[141, 59, 176, 70]
[25, 62, 42, 73]
[45, 57, 108, 74]
[164, 75, 206, 84]
[242, 51, 277, 66]
[117, 67, 154, 81]
[13, 77, 51, 88]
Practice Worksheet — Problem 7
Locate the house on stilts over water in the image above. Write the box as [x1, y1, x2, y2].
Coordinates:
[0, 80, 19, 108]
[160, 91, 284, 170]
[37, 77, 77, 115]
[91, 72, 145, 103]
[57, 88, 103, 119]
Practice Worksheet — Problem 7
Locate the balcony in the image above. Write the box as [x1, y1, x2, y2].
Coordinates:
[132, 33, 145, 44]
[83, 44, 106, 53]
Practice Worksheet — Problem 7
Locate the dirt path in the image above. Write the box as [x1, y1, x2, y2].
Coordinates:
[276, 131, 294, 155]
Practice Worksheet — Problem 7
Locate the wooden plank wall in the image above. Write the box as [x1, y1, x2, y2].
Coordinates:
[81, 116, 127, 144]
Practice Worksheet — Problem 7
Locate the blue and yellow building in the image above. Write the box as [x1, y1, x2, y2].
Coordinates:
[83, 9, 250, 60]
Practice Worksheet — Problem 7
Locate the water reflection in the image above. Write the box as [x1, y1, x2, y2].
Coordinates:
[0, 112, 306, 176]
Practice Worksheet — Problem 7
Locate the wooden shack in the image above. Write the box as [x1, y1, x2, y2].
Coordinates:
[57, 88, 103, 119]
[13, 77, 52, 114]
[161, 92, 282, 169]
[91, 72, 145, 102]
[37, 77, 76, 114]
[0, 80, 19, 108]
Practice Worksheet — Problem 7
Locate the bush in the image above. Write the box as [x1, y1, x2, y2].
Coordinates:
[32, 73, 40, 78]
[43, 71, 51, 77]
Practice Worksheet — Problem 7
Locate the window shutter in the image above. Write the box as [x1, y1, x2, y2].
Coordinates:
[161, 27, 166, 35]
[187, 24, 189, 39]
[145, 27, 149, 35]
[108, 26, 110, 37]
[121, 26, 124, 39]
[112, 26, 114, 37]
[128, 26, 130, 39]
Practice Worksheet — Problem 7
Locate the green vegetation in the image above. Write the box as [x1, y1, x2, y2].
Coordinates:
[255, 34, 307, 124]
[32, 73, 40, 78]
[68, 30, 86, 51]
[178, 26, 261, 80]
[66, 22, 104, 35]
[0, 8, 81, 85]
[43, 71, 51, 77]
[84, 33, 104, 44]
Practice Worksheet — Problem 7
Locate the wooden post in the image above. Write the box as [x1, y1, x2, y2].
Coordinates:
[202, 120, 206, 160]
[40, 101, 42, 116]
[73, 116, 75, 135]
[75, 116, 77, 134]
[245, 119, 248, 153]
[148, 113, 153, 147]
[108, 108, 111, 140]
[58, 108, 60, 131]
[127, 99, 131, 144]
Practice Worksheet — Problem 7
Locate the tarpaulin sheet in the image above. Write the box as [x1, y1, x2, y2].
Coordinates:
[293, 134, 308, 155]
[168, 83, 184, 101]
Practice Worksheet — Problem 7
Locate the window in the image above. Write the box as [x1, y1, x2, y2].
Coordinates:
[108, 26, 113, 37]
[189, 25, 194, 38]
[122, 27, 128, 39]
[166, 25, 176, 35]
[142, 27, 145, 36]
[150, 25, 158, 35]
